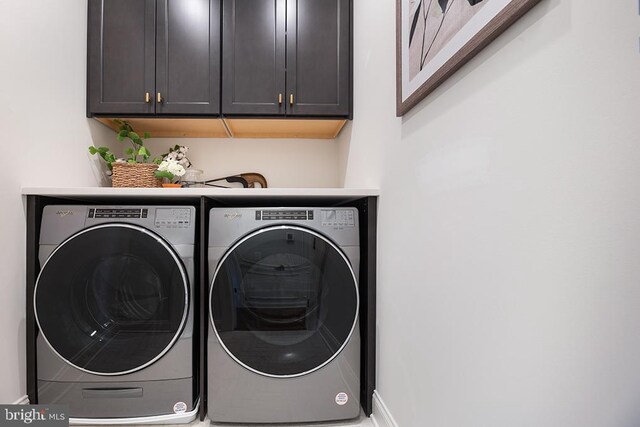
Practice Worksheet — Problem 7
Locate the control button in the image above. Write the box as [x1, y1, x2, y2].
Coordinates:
[308, 210, 314, 220]
[256, 211, 262, 220]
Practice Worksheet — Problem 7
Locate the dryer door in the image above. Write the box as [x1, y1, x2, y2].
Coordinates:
[210, 225, 359, 377]
[34, 224, 189, 376]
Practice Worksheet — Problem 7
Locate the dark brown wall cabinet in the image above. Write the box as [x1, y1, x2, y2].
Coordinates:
[222, 0, 351, 117]
[87, 0, 221, 116]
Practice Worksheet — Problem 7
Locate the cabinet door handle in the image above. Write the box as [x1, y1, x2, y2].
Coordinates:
[278, 93, 283, 105]
[289, 94, 294, 105]
[157, 92, 163, 103]
[145, 92, 151, 103]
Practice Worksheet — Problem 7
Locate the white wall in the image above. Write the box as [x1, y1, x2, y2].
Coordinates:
[341, 0, 640, 426]
[0, 0, 115, 403]
[0, 161, 27, 404]
[144, 137, 340, 188]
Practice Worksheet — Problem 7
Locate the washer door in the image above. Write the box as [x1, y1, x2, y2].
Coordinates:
[34, 224, 189, 376]
[210, 225, 359, 377]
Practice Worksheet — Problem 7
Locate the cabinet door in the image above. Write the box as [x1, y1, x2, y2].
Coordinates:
[286, 0, 350, 116]
[222, 0, 286, 115]
[87, 0, 156, 116]
[156, 0, 221, 115]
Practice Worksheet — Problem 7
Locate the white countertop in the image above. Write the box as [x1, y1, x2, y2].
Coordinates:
[21, 187, 379, 198]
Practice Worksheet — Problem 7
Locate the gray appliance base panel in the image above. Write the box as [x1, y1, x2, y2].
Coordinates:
[38, 377, 194, 419]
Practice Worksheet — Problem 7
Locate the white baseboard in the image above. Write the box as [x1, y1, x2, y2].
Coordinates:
[371, 390, 399, 427]
[12, 395, 29, 405]
[69, 399, 199, 425]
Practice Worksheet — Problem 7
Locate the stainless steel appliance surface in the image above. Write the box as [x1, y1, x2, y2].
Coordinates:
[35, 205, 197, 424]
[208, 207, 361, 424]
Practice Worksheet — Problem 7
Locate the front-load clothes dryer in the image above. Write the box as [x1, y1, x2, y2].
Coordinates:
[208, 207, 360, 423]
[35, 205, 197, 424]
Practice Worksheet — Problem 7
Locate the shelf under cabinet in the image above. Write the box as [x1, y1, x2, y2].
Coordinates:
[95, 118, 230, 138]
[95, 117, 347, 139]
[223, 118, 346, 139]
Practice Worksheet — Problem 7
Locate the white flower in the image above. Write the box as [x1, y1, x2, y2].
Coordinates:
[159, 145, 191, 178]
[158, 159, 186, 177]
[169, 163, 186, 176]
[167, 149, 190, 167]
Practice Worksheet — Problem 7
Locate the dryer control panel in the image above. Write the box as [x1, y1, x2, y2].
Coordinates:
[256, 210, 313, 221]
[210, 207, 359, 247]
[254, 209, 355, 227]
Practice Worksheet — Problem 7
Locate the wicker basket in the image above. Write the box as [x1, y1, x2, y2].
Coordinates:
[111, 163, 161, 188]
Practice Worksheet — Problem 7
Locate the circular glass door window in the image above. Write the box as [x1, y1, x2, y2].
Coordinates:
[34, 224, 189, 375]
[210, 226, 359, 377]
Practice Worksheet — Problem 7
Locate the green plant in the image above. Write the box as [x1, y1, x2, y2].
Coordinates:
[87, 146, 117, 170]
[88, 120, 154, 171]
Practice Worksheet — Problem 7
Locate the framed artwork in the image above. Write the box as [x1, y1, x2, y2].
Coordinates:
[396, 0, 541, 116]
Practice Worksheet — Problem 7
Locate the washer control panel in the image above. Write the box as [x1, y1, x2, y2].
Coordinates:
[321, 209, 355, 227]
[155, 208, 191, 228]
[88, 208, 148, 219]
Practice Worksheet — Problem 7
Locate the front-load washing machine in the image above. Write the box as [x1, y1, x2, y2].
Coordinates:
[35, 205, 197, 424]
[208, 207, 360, 423]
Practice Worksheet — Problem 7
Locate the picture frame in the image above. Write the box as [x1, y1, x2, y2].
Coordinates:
[396, 0, 542, 116]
